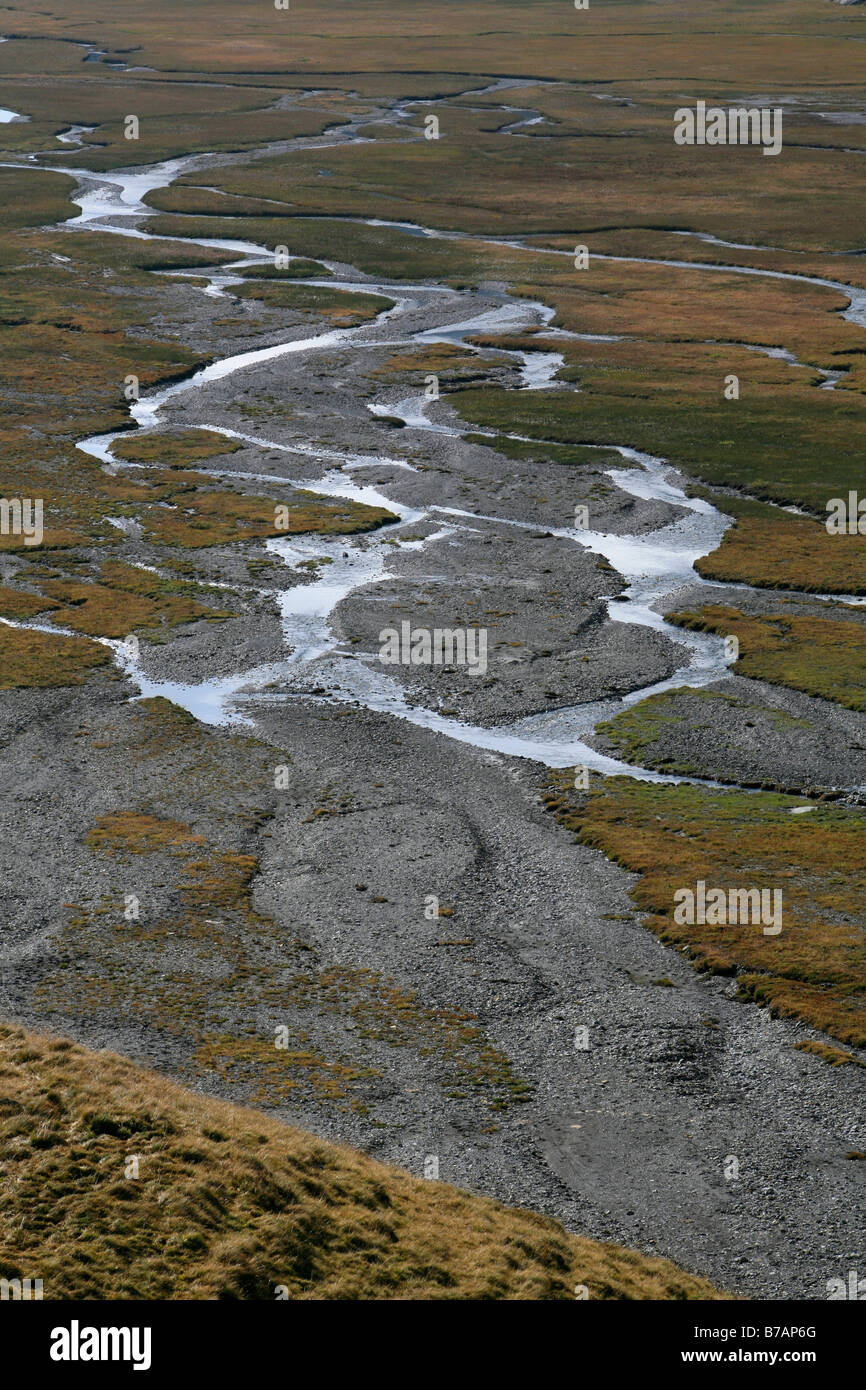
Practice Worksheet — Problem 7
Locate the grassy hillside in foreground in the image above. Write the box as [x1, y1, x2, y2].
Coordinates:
[0, 1024, 723, 1300]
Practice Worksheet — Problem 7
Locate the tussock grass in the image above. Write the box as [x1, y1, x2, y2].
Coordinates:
[138, 485, 396, 549]
[110, 429, 242, 469]
[376, 343, 482, 375]
[0, 624, 110, 688]
[234, 281, 393, 327]
[0, 1022, 723, 1300]
[695, 510, 866, 595]
[794, 1040, 866, 1069]
[0, 586, 60, 621]
[39, 560, 231, 639]
[544, 775, 866, 1048]
[667, 604, 866, 712]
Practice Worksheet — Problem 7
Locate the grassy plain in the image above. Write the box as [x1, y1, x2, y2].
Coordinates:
[0, 623, 110, 687]
[693, 501, 866, 594]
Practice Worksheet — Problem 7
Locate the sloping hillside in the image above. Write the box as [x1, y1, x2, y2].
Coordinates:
[0, 1024, 722, 1300]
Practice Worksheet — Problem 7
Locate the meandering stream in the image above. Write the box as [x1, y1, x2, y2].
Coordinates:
[6, 100, 865, 785]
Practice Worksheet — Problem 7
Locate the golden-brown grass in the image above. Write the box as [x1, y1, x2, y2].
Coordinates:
[0, 586, 59, 621]
[666, 604, 866, 712]
[39, 560, 231, 639]
[233, 281, 393, 327]
[543, 775, 866, 1049]
[0, 1022, 724, 1300]
[0, 623, 110, 687]
[794, 1040, 866, 1069]
[696, 513, 866, 594]
[7, 0, 860, 85]
[138, 485, 397, 549]
[110, 429, 242, 469]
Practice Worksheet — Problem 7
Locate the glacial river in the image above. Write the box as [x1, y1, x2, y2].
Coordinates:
[5, 103, 864, 784]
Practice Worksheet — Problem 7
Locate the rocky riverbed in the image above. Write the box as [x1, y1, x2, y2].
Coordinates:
[1, 105, 864, 1301]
